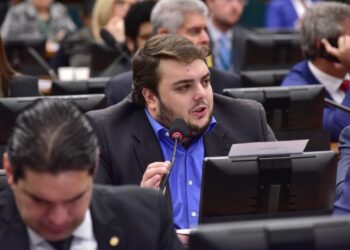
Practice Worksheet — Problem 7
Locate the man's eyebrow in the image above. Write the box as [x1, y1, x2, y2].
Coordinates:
[172, 72, 211, 86]
[201, 72, 211, 80]
[23, 187, 89, 204]
[173, 79, 195, 86]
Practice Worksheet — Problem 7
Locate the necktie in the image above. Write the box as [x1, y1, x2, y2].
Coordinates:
[340, 80, 350, 92]
[218, 34, 231, 71]
[47, 236, 73, 250]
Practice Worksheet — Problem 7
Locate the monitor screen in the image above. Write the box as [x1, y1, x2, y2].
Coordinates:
[242, 31, 303, 71]
[0, 94, 106, 144]
[199, 151, 337, 224]
[190, 215, 350, 250]
[222, 85, 329, 151]
[4, 39, 48, 76]
[223, 85, 324, 131]
[51, 77, 110, 95]
[240, 69, 289, 87]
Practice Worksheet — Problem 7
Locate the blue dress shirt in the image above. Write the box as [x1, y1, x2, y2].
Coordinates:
[145, 110, 216, 229]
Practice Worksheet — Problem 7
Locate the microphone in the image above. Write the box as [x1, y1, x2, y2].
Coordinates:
[99, 28, 131, 63]
[27, 47, 56, 78]
[158, 119, 188, 193]
[324, 98, 350, 114]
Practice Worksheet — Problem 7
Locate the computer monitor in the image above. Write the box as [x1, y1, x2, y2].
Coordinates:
[3, 39, 48, 76]
[0, 94, 106, 145]
[51, 77, 110, 95]
[242, 31, 303, 71]
[190, 215, 350, 250]
[222, 85, 329, 151]
[199, 151, 337, 224]
[240, 69, 289, 87]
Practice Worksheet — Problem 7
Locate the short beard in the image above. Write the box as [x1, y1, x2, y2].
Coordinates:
[156, 97, 212, 137]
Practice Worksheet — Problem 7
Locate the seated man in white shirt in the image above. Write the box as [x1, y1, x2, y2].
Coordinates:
[0, 99, 183, 250]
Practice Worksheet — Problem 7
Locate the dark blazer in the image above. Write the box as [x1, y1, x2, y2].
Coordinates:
[87, 94, 275, 186]
[282, 60, 350, 141]
[335, 126, 350, 203]
[0, 185, 183, 250]
[8, 75, 39, 97]
[104, 68, 241, 106]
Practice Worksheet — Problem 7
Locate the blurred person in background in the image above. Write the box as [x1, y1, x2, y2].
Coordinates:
[100, 0, 156, 79]
[1, 0, 76, 53]
[91, 0, 135, 45]
[205, 0, 249, 73]
[265, 0, 318, 30]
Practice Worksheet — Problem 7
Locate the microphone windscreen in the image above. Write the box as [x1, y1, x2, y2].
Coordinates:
[169, 119, 188, 142]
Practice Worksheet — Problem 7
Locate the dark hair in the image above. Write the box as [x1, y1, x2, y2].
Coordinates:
[7, 99, 99, 182]
[132, 34, 209, 106]
[0, 35, 17, 97]
[301, 2, 350, 60]
[124, 0, 156, 41]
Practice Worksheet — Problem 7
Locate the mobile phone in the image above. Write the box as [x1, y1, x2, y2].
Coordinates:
[319, 37, 340, 63]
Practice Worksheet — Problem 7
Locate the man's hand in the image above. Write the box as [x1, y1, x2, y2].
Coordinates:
[322, 35, 350, 69]
[140, 161, 171, 189]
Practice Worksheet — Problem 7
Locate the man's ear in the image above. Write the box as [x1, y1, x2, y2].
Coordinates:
[3, 153, 14, 186]
[142, 88, 158, 112]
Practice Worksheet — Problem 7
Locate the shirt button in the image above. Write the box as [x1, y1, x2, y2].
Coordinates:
[191, 211, 197, 217]
[188, 180, 193, 186]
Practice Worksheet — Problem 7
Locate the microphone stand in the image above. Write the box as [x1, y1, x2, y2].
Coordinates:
[158, 137, 179, 193]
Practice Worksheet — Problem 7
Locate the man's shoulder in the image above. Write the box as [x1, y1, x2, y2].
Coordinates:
[86, 98, 140, 123]
[109, 71, 133, 84]
[214, 93, 263, 110]
[93, 185, 161, 207]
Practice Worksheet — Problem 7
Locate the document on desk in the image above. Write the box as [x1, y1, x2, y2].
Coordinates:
[228, 139, 309, 157]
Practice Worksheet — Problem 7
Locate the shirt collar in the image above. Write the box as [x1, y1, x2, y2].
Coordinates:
[307, 60, 346, 94]
[207, 18, 233, 42]
[144, 108, 217, 140]
[27, 209, 94, 247]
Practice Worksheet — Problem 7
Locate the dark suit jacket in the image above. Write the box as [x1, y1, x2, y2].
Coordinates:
[104, 68, 241, 106]
[282, 60, 350, 141]
[0, 185, 183, 250]
[87, 94, 275, 186]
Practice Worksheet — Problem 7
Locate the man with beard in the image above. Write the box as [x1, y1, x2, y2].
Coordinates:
[105, 0, 242, 106]
[87, 34, 275, 229]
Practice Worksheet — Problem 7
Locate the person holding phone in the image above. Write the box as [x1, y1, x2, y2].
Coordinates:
[282, 2, 350, 142]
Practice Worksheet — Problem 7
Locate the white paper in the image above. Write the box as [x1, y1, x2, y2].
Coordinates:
[229, 139, 309, 157]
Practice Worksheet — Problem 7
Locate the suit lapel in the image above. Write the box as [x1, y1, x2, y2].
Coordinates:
[91, 188, 126, 250]
[204, 123, 231, 157]
[131, 109, 164, 173]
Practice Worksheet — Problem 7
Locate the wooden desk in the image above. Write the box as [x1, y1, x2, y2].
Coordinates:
[331, 142, 339, 154]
